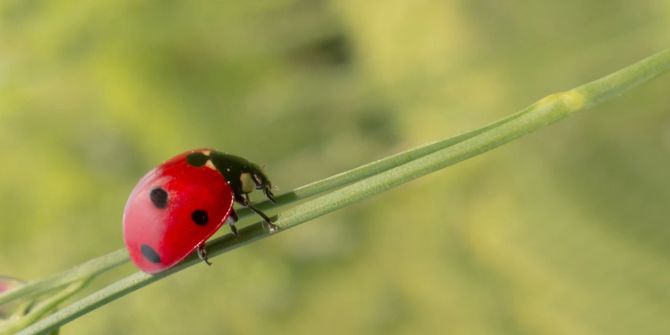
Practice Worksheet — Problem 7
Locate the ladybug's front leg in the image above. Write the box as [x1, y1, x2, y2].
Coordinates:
[196, 243, 212, 266]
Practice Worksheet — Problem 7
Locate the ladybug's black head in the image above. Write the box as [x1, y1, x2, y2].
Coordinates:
[204, 150, 276, 203]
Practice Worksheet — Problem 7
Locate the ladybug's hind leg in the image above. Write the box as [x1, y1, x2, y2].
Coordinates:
[197, 243, 212, 266]
[227, 209, 239, 237]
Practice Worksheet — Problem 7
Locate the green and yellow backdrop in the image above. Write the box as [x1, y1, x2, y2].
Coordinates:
[1, 1, 669, 334]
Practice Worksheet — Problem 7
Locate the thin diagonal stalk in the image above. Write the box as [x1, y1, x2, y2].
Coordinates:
[0, 95, 515, 307]
[1, 280, 88, 335]
[0, 251, 127, 306]
[17, 48, 670, 335]
[242, 106, 522, 214]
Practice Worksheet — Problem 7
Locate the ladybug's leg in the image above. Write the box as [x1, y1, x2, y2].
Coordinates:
[236, 193, 278, 233]
[260, 183, 276, 204]
[263, 187, 276, 203]
[227, 210, 239, 237]
[196, 243, 212, 266]
[251, 172, 276, 204]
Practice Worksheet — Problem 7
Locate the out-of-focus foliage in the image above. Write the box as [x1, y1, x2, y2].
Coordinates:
[0, 277, 25, 320]
[1, 1, 669, 334]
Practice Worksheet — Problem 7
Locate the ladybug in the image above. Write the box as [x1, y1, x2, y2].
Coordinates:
[123, 149, 277, 274]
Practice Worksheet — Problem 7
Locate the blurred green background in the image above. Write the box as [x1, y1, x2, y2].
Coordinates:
[2, 1, 670, 334]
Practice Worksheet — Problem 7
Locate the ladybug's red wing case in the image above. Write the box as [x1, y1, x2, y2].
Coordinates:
[123, 150, 234, 274]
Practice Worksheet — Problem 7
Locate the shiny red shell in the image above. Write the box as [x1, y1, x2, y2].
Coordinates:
[123, 150, 234, 274]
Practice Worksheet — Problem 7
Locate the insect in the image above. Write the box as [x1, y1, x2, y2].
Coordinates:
[123, 149, 277, 274]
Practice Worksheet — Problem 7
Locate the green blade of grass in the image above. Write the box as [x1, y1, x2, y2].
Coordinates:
[0, 88, 516, 307]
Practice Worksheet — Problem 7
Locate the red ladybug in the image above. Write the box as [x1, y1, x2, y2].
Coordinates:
[123, 149, 277, 274]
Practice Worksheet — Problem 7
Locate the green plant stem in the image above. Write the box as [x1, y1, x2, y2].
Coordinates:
[0, 89, 513, 308]
[1, 280, 88, 335]
[0, 128, 487, 307]
[16, 48, 670, 335]
[243, 108, 518, 215]
[0, 250, 127, 306]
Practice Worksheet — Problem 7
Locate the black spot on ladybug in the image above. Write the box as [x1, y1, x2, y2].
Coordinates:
[141, 244, 161, 263]
[150, 188, 168, 209]
[186, 152, 209, 167]
[191, 210, 208, 226]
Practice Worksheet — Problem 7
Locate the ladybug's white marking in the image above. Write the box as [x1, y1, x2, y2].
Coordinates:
[202, 150, 212, 156]
[240, 172, 255, 193]
[205, 160, 216, 170]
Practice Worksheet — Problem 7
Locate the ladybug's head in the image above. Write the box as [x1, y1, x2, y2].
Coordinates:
[202, 150, 276, 203]
[240, 164, 275, 203]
